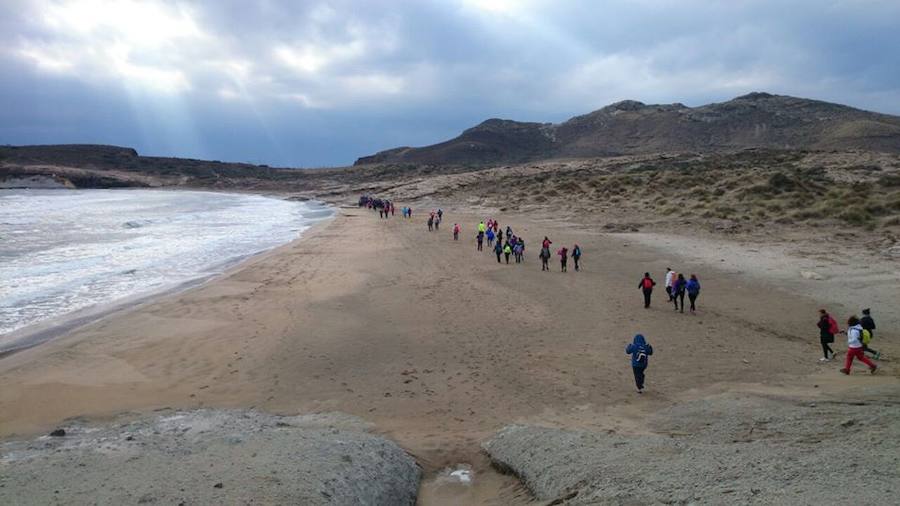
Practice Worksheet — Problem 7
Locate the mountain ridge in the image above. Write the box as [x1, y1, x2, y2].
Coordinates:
[354, 93, 900, 165]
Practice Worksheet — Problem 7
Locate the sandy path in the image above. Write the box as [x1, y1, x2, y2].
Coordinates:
[2, 207, 898, 503]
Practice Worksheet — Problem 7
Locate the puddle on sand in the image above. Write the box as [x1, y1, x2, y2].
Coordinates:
[417, 462, 533, 505]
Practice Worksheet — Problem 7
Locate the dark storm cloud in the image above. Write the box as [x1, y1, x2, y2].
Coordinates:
[1, 0, 899, 166]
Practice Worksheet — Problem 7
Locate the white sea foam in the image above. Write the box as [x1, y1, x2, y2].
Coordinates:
[0, 189, 331, 350]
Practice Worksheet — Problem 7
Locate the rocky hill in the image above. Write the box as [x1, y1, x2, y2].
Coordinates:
[355, 93, 900, 165]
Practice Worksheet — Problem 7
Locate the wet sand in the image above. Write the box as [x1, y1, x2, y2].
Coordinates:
[2, 207, 898, 503]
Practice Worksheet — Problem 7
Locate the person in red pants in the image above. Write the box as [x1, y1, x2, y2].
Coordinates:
[841, 315, 877, 375]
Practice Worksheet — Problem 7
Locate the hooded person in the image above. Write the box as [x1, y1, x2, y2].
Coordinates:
[626, 334, 654, 393]
[816, 309, 838, 361]
[860, 309, 880, 359]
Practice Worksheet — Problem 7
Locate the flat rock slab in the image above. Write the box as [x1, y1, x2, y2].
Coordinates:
[483, 390, 900, 504]
[0, 410, 420, 505]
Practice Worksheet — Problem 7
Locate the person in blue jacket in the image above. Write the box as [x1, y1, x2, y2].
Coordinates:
[626, 334, 653, 393]
[685, 274, 701, 313]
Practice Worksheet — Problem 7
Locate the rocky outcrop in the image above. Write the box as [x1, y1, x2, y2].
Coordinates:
[0, 410, 421, 505]
[356, 93, 900, 166]
[483, 391, 900, 504]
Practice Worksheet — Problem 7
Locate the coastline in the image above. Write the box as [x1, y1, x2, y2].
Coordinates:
[0, 189, 333, 356]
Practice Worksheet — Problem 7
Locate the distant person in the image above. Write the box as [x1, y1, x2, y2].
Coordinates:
[498, 229, 503, 244]
[558, 246, 568, 272]
[817, 309, 838, 362]
[626, 334, 654, 393]
[408, 207, 412, 219]
[476, 231, 484, 251]
[514, 240, 524, 263]
[494, 240, 503, 263]
[664, 268, 675, 302]
[572, 244, 582, 271]
[503, 242, 512, 264]
[379, 207, 384, 219]
[841, 316, 877, 375]
[672, 273, 686, 313]
[638, 272, 656, 308]
[427, 215, 434, 231]
[478, 221, 486, 234]
[437, 208, 443, 220]
[493, 221, 499, 234]
[860, 308, 880, 359]
[506, 225, 512, 239]
[486, 228, 495, 246]
[685, 274, 701, 313]
[434, 216, 441, 231]
[453, 223, 460, 241]
[390, 203, 395, 216]
[542, 236, 552, 250]
[540, 246, 551, 271]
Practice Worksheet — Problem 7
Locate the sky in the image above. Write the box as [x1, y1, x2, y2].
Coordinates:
[1, 0, 899, 167]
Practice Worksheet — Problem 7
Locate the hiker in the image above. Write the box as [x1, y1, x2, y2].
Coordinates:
[493, 221, 499, 234]
[498, 229, 503, 244]
[453, 223, 460, 241]
[841, 316, 877, 375]
[494, 240, 503, 263]
[672, 273, 686, 313]
[685, 274, 701, 313]
[390, 203, 395, 216]
[572, 244, 582, 271]
[408, 207, 412, 219]
[860, 309, 880, 359]
[514, 240, 524, 263]
[437, 208, 443, 220]
[486, 228, 495, 246]
[542, 236, 552, 250]
[476, 231, 484, 251]
[434, 216, 441, 231]
[626, 334, 654, 393]
[664, 268, 675, 302]
[558, 246, 568, 272]
[503, 242, 512, 264]
[478, 221, 486, 234]
[427, 215, 434, 231]
[817, 309, 838, 361]
[506, 225, 512, 240]
[638, 272, 656, 308]
[540, 247, 551, 271]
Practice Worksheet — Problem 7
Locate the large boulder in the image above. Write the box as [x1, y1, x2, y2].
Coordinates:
[0, 410, 421, 505]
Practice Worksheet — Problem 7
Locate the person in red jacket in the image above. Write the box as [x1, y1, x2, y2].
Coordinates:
[638, 273, 656, 308]
[817, 309, 838, 361]
[558, 247, 568, 272]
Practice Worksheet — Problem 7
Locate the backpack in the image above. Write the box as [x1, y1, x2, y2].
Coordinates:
[642, 278, 654, 289]
[861, 329, 872, 345]
[827, 316, 839, 335]
[635, 347, 648, 366]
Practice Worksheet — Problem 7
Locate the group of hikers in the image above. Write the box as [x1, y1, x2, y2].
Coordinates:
[817, 308, 881, 374]
[361, 196, 887, 392]
[637, 268, 701, 313]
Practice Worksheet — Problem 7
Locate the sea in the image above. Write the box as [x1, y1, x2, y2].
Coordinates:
[0, 189, 332, 352]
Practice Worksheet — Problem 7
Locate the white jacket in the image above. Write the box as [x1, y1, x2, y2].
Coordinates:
[665, 270, 675, 288]
[847, 325, 863, 348]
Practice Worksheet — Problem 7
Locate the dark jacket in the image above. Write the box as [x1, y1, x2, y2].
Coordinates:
[626, 334, 653, 368]
[860, 315, 876, 332]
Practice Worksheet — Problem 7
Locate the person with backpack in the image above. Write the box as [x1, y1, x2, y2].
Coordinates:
[478, 221, 486, 234]
[453, 223, 460, 241]
[672, 273, 686, 313]
[626, 334, 654, 393]
[860, 308, 880, 359]
[486, 228, 495, 247]
[817, 309, 838, 361]
[503, 242, 512, 264]
[539, 247, 551, 271]
[572, 245, 582, 271]
[638, 273, 656, 308]
[494, 239, 503, 263]
[476, 231, 484, 251]
[558, 246, 568, 272]
[841, 315, 877, 375]
[685, 274, 701, 313]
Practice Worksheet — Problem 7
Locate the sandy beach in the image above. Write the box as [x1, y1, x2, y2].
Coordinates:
[2, 204, 898, 503]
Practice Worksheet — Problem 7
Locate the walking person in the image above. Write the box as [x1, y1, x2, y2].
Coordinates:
[841, 316, 878, 375]
[437, 208, 443, 221]
[434, 216, 441, 231]
[427, 215, 434, 231]
[685, 274, 701, 313]
[638, 273, 656, 308]
[672, 273, 686, 313]
[540, 247, 551, 271]
[503, 242, 512, 264]
[476, 231, 484, 251]
[572, 244, 582, 271]
[860, 309, 880, 359]
[664, 268, 675, 302]
[558, 246, 568, 272]
[626, 334, 654, 393]
[817, 309, 838, 362]
[494, 240, 503, 263]
[486, 228, 495, 247]
[453, 223, 460, 241]
[478, 221, 486, 234]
